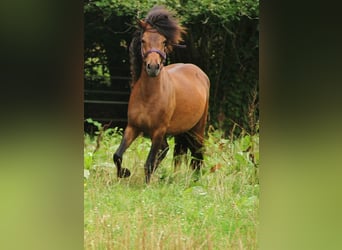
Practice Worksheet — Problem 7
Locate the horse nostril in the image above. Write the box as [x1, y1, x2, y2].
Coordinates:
[147, 63, 151, 69]
[156, 64, 160, 70]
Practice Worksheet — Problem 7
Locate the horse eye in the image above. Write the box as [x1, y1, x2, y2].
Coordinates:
[163, 41, 167, 46]
[141, 39, 145, 44]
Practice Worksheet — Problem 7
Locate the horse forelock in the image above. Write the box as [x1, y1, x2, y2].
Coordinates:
[129, 6, 185, 85]
[145, 6, 185, 45]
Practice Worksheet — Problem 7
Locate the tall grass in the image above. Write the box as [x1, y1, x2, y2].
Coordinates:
[84, 123, 259, 249]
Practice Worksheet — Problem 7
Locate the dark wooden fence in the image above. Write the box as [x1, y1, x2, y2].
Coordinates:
[84, 76, 131, 134]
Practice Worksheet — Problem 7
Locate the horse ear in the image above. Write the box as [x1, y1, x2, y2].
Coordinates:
[138, 19, 147, 29]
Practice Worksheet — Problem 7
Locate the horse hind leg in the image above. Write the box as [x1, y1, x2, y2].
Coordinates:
[173, 134, 188, 171]
[174, 132, 204, 171]
[184, 132, 203, 171]
[188, 108, 208, 171]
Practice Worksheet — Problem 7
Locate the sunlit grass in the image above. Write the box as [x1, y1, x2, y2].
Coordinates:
[84, 124, 259, 249]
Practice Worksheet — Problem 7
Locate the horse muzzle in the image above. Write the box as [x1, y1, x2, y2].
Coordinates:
[146, 63, 161, 77]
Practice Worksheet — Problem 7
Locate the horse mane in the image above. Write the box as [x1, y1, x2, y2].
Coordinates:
[129, 6, 186, 84]
[129, 30, 143, 85]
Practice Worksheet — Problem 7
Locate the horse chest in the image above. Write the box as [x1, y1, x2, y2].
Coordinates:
[127, 79, 176, 132]
[128, 100, 170, 130]
[129, 104, 151, 127]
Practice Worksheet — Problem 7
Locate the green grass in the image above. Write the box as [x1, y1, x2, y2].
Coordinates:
[84, 125, 259, 249]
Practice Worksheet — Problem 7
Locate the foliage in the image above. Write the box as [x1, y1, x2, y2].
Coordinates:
[84, 0, 259, 135]
[84, 123, 259, 248]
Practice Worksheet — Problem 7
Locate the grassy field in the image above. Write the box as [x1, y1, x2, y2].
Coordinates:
[84, 125, 259, 249]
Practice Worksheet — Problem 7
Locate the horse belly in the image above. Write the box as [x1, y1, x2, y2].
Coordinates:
[166, 64, 209, 135]
[167, 115, 202, 135]
[167, 92, 206, 134]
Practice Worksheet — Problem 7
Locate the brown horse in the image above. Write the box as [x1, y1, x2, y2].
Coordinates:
[113, 6, 210, 183]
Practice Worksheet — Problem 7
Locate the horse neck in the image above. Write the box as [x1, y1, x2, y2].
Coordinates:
[138, 68, 165, 99]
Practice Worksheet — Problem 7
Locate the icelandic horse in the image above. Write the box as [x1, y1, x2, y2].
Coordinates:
[113, 6, 210, 183]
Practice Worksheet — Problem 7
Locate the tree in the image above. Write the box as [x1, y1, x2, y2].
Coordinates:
[84, 0, 259, 135]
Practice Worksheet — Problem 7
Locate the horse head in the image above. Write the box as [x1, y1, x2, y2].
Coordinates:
[139, 21, 167, 77]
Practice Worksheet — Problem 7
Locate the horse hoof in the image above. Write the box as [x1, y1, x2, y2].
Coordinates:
[118, 168, 131, 178]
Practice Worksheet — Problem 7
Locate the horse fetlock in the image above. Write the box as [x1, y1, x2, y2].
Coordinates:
[145, 175, 151, 184]
[113, 153, 121, 164]
[144, 164, 154, 183]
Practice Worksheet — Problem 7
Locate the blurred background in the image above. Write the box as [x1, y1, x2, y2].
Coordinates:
[84, 0, 259, 136]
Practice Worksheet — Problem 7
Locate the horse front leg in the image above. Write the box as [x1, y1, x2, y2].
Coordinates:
[113, 126, 139, 178]
[145, 130, 166, 184]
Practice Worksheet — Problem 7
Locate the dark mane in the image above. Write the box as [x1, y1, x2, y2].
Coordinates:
[129, 30, 143, 85]
[129, 6, 186, 84]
